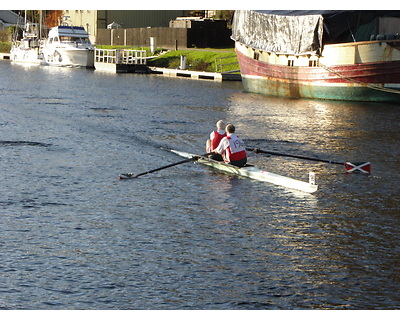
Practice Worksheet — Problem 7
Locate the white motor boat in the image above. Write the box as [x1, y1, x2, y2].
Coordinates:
[41, 25, 95, 68]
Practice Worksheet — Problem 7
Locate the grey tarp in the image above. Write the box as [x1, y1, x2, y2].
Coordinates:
[231, 10, 400, 55]
[231, 10, 324, 55]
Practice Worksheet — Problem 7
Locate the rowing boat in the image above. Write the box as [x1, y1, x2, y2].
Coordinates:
[170, 150, 318, 193]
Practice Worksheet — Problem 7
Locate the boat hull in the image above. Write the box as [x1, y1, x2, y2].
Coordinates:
[241, 74, 400, 102]
[42, 48, 94, 68]
[10, 47, 42, 65]
[236, 41, 400, 102]
[171, 150, 318, 193]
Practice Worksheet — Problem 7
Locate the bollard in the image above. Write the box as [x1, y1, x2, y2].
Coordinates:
[180, 55, 187, 69]
[150, 37, 156, 54]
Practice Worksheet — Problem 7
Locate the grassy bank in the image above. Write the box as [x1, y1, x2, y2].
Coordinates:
[97, 45, 239, 73]
[147, 48, 239, 73]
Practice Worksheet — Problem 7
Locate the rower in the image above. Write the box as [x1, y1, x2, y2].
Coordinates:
[212, 123, 247, 167]
[206, 120, 226, 161]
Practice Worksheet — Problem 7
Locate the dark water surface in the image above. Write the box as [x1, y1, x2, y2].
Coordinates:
[0, 61, 399, 310]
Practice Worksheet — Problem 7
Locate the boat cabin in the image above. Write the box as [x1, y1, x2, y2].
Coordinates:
[46, 26, 93, 48]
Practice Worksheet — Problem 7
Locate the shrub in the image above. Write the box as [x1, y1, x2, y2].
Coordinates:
[0, 42, 11, 53]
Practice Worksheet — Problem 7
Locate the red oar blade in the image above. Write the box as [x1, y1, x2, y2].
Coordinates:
[344, 162, 371, 174]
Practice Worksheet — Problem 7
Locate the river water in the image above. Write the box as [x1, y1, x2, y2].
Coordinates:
[0, 61, 399, 310]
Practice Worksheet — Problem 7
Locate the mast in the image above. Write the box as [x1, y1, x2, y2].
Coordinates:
[39, 10, 42, 39]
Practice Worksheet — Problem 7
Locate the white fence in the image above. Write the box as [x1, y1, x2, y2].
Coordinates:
[95, 49, 147, 65]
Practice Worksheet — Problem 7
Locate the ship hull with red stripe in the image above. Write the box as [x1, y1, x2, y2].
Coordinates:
[235, 41, 400, 102]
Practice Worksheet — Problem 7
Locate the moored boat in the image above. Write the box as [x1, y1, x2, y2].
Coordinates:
[170, 150, 318, 193]
[231, 10, 400, 102]
[41, 25, 95, 68]
[10, 22, 43, 65]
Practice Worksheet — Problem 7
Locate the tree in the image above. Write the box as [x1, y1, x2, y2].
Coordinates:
[213, 10, 235, 28]
[44, 10, 63, 28]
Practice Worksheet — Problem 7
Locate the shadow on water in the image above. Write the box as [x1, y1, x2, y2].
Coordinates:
[0, 140, 51, 147]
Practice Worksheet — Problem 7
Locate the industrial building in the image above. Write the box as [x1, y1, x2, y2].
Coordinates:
[63, 10, 190, 44]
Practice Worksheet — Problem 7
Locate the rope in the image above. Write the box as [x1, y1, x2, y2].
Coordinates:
[320, 63, 400, 95]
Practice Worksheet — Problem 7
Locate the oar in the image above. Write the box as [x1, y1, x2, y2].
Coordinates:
[119, 152, 213, 179]
[246, 148, 371, 173]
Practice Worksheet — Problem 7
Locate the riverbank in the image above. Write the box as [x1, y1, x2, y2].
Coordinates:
[1, 42, 239, 73]
[94, 47, 241, 81]
[147, 48, 239, 73]
[0, 52, 10, 60]
[96, 45, 239, 73]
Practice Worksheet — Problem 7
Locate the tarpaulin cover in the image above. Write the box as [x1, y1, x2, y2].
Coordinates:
[231, 10, 400, 56]
[231, 10, 324, 55]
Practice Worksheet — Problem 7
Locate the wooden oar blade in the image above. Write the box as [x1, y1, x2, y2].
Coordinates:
[344, 162, 371, 174]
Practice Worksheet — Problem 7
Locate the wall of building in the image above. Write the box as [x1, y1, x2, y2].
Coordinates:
[97, 25, 233, 49]
[378, 17, 400, 34]
[63, 10, 233, 48]
[0, 10, 25, 29]
[97, 10, 189, 29]
[63, 10, 190, 44]
[63, 10, 98, 43]
[97, 27, 188, 49]
[187, 25, 232, 48]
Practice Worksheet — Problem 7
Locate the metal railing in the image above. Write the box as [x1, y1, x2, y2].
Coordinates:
[95, 48, 147, 65]
[215, 55, 239, 73]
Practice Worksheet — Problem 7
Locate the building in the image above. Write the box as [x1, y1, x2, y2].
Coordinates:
[0, 10, 24, 30]
[63, 10, 190, 44]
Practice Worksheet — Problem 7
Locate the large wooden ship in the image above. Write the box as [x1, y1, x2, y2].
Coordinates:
[231, 10, 400, 102]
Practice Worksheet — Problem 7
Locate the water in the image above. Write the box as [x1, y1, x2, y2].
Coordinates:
[0, 61, 399, 310]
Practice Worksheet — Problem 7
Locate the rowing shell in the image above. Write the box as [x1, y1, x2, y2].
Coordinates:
[170, 150, 318, 193]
